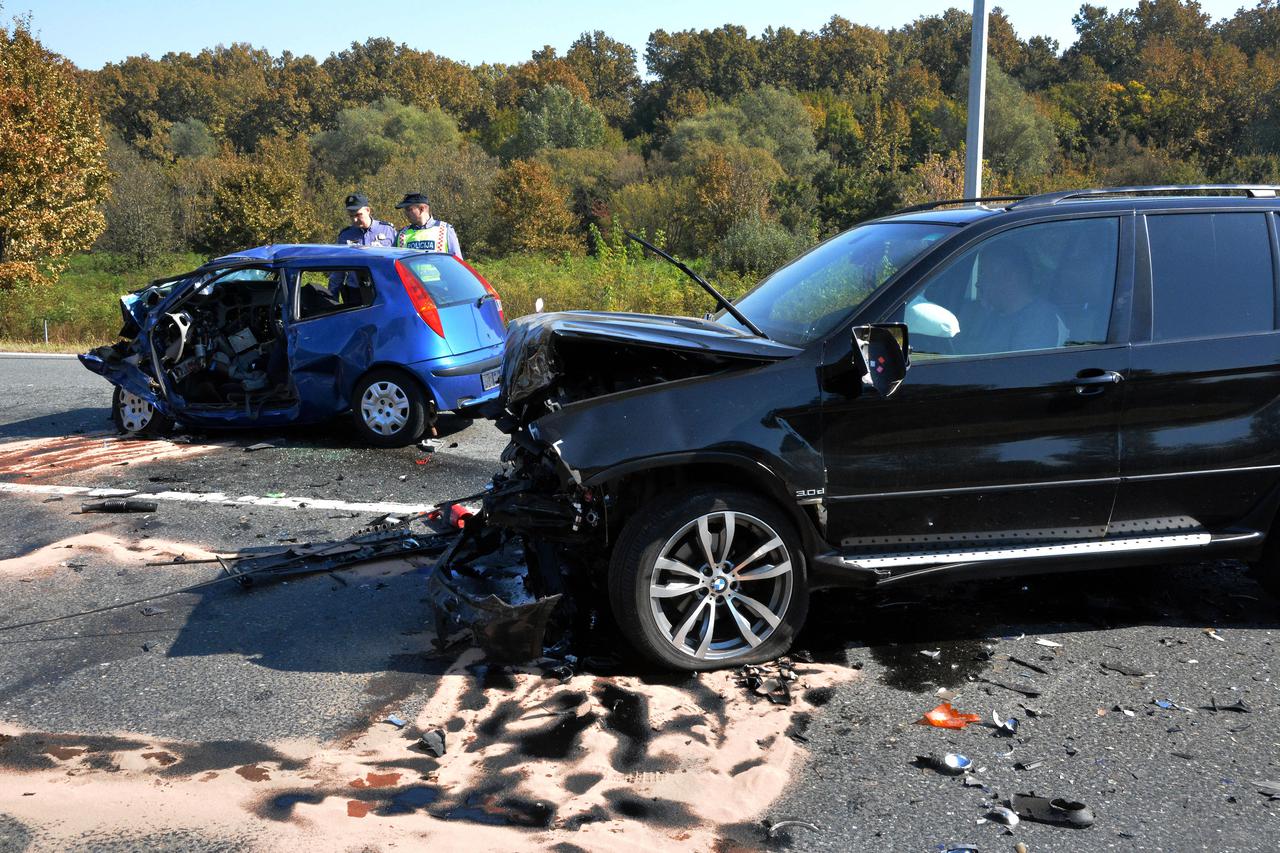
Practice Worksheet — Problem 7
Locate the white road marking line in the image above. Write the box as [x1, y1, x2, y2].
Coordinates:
[0, 481, 435, 514]
[0, 352, 78, 359]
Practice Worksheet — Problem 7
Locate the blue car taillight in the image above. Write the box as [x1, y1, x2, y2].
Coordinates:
[394, 259, 445, 338]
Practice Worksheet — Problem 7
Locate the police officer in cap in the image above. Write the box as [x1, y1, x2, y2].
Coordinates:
[337, 193, 396, 247]
[394, 192, 463, 259]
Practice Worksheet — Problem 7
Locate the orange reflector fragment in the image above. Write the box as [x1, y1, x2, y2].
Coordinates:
[918, 702, 982, 729]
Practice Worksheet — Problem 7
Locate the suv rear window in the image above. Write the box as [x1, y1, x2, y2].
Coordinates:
[1148, 213, 1275, 341]
[400, 256, 487, 305]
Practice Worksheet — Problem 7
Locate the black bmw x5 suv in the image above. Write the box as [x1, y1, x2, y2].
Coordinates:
[456, 185, 1280, 671]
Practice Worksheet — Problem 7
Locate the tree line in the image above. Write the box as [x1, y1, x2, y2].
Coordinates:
[5, 1, 1280, 291]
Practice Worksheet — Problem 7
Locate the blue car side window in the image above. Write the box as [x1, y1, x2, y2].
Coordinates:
[296, 268, 376, 320]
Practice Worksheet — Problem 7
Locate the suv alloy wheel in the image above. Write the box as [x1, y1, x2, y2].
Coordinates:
[608, 487, 809, 670]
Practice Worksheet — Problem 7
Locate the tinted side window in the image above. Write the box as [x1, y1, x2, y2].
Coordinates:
[893, 217, 1119, 357]
[1147, 213, 1274, 341]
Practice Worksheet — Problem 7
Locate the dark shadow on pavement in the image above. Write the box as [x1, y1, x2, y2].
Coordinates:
[798, 560, 1280, 693]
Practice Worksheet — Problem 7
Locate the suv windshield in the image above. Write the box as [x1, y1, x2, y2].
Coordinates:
[717, 221, 956, 346]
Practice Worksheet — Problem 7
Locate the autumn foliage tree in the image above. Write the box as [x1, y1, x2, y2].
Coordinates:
[0, 17, 109, 289]
[492, 160, 578, 254]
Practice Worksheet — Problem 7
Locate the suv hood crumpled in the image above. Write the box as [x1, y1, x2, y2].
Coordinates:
[497, 310, 799, 418]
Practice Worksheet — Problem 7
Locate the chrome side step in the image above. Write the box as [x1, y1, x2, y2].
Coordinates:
[840, 532, 1248, 571]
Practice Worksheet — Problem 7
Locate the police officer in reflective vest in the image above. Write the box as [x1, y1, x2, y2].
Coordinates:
[394, 192, 463, 259]
[337, 193, 396, 247]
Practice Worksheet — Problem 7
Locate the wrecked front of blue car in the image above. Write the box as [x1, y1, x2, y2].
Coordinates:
[80, 256, 303, 428]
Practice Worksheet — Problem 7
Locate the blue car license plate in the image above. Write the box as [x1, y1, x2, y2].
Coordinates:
[481, 368, 501, 391]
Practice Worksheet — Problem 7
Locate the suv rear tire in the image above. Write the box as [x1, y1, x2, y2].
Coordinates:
[351, 369, 430, 447]
[112, 387, 173, 437]
[608, 487, 809, 670]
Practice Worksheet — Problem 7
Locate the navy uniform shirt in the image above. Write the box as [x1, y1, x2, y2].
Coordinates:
[337, 218, 397, 247]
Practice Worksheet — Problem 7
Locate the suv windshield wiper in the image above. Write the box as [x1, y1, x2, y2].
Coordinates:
[625, 231, 768, 339]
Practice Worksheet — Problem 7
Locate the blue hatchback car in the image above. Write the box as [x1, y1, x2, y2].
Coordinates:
[80, 244, 507, 446]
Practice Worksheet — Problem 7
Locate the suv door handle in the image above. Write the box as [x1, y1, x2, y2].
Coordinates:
[1073, 369, 1124, 395]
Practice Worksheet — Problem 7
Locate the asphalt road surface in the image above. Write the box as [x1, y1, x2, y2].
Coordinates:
[0, 354, 1278, 852]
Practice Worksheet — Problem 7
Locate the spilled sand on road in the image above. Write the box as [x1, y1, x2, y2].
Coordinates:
[0, 648, 856, 850]
[0, 531, 223, 577]
[0, 433, 214, 482]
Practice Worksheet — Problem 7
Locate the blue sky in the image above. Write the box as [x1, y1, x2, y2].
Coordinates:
[14, 0, 1256, 71]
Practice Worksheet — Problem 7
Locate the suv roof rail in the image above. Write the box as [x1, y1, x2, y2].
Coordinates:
[892, 195, 1026, 215]
[1013, 184, 1280, 208]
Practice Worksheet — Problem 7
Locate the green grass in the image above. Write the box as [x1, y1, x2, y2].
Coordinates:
[0, 253, 204, 345]
[0, 250, 754, 348]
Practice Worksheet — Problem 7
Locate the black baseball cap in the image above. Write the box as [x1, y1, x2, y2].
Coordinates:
[344, 193, 370, 212]
[395, 192, 431, 209]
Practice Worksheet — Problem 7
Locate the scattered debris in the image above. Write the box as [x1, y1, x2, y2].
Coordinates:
[1206, 698, 1252, 713]
[1010, 793, 1094, 828]
[1255, 781, 1280, 800]
[138, 606, 166, 616]
[1034, 638, 1062, 648]
[992, 711, 1019, 736]
[383, 715, 406, 728]
[1021, 705, 1050, 718]
[418, 729, 446, 757]
[920, 649, 942, 659]
[79, 498, 158, 514]
[985, 806, 1020, 829]
[1015, 843, 1029, 853]
[418, 438, 442, 452]
[1203, 627, 1226, 642]
[244, 442, 277, 452]
[739, 660, 800, 705]
[1014, 760, 1044, 771]
[765, 819, 819, 838]
[1153, 698, 1192, 712]
[1101, 660, 1154, 677]
[919, 702, 982, 729]
[935, 688, 958, 702]
[264, 492, 286, 499]
[41, 496, 63, 503]
[1113, 705, 1137, 717]
[915, 753, 973, 775]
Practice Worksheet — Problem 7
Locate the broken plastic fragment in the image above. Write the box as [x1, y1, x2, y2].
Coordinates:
[920, 649, 941, 659]
[80, 498, 158, 514]
[1203, 627, 1226, 642]
[1207, 697, 1252, 713]
[1255, 780, 1280, 799]
[991, 711, 1019, 736]
[383, 716, 406, 728]
[987, 806, 1020, 828]
[915, 753, 973, 775]
[1014, 759, 1044, 771]
[919, 702, 982, 729]
[1034, 638, 1062, 648]
[418, 729, 446, 757]
[765, 819, 819, 838]
[1010, 793, 1095, 828]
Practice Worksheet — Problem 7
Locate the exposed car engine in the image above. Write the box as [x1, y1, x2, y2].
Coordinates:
[155, 280, 292, 408]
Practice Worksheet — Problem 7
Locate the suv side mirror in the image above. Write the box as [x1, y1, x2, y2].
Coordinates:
[852, 323, 910, 397]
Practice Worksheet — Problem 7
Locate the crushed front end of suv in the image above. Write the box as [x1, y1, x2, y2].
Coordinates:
[434, 185, 1280, 671]
[80, 244, 506, 447]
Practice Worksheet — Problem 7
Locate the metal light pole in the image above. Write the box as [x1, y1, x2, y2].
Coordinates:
[964, 0, 988, 199]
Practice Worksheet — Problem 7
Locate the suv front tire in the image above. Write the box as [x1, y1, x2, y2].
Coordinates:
[608, 487, 809, 670]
